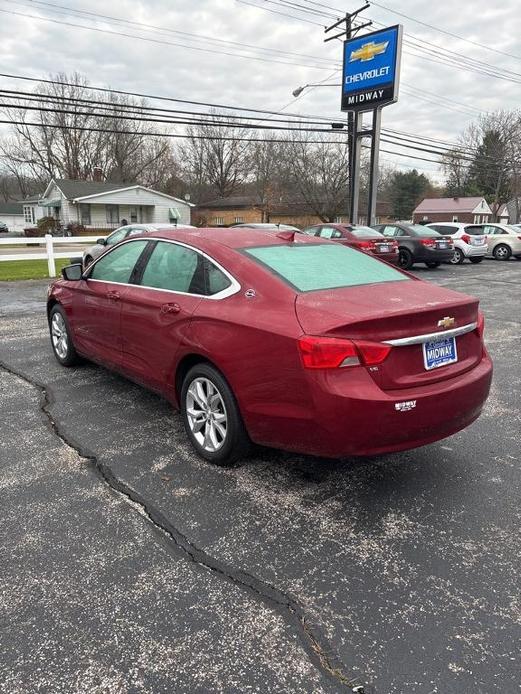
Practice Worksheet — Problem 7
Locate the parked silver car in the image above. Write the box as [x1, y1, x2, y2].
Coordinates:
[482, 223, 521, 260]
[82, 223, 196, 268]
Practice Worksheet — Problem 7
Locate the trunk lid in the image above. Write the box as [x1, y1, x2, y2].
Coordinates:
[295, 280, 481, 390]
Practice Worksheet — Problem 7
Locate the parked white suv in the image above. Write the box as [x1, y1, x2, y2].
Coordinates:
[426, 222, 487, 264]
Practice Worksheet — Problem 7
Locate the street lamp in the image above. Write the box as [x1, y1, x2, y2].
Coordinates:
[291, 83, 341, 98]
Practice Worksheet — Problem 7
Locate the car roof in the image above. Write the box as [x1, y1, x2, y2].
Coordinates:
[129, 226, 322, 252]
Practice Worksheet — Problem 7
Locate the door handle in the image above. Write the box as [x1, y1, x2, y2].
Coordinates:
[161, 302, 181, 314]
[107, 290, 120, 301]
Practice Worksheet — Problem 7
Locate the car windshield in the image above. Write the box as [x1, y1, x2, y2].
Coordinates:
[507, 226, 520, 233]
[348, 226, 384, 239]
[244, 243, 409, 292]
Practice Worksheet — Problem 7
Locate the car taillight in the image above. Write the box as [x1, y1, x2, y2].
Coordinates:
[298, 336, 391, 369]
[420, 238, 435, 247]
[476, 312, 485, 339]
[461, 234, 471, 244]
[357, 240, 375, 249]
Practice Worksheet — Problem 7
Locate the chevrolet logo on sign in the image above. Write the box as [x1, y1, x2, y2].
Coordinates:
[350, 40, 390, 63]
[437, 317, 455, 329]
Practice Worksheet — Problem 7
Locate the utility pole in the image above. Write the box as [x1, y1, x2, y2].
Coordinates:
[325, 5, 371, 225]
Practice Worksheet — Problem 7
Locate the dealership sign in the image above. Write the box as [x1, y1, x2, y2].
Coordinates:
[341, 25, 402, 112]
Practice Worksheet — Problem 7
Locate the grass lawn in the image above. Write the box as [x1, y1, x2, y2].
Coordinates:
[0, 258, 72, 281]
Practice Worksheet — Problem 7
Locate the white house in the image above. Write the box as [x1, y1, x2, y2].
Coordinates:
[30, 179, 193, 229]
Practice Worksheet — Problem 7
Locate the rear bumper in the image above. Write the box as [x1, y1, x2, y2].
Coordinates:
[246, 354, 492, 458]
[414, 247, 454, 263]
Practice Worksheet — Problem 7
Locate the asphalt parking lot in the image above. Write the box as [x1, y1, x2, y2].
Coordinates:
[1, 260, 520, 693]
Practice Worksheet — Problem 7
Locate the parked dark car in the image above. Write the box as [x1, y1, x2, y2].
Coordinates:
[372, 223, 454, 269]
[302, 223, 399, 265]
[0, 222, 8, 233]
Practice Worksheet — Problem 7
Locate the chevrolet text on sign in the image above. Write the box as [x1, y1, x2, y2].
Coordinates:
[341, 25, 403, 112]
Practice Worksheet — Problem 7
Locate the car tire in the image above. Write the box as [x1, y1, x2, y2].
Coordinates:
[450, 248, 464, 264]
[425, 261, 440, 268]
[181, 363, 251, 466]
[398, 248, 413, 270]
[469, 257, 484, 264]
[493, 244, 511, 261]
[49, 304, 82, 367]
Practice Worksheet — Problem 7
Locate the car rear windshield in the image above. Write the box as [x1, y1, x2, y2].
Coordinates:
[244, 243, 409, 292]
[348, 226, 383, 239]
[408, 225, 442, 237]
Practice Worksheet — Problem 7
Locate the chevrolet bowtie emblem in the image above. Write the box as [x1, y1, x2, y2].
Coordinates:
[437, 317, 455, 329]
[350, 40, 389, 62]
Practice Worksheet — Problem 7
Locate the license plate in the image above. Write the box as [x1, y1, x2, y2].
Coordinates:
[378, 245, 390, 252]
[437, 242, 448, 249]
[422, 336, 458, 370]
[472, 238, 485, 245]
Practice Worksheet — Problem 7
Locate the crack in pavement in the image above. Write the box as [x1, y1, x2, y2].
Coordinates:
[0, 359, 368, 694]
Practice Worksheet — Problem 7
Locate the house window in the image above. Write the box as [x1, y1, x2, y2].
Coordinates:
[106, 204, 120, 225]
[452, 216, 459, 222]
[474, 215, 481, 224]
[423, 215, 428, 221]
[130, 207, 138, 223]
[80, 204, 91, 225]
[23, 206, 35, 224]
[214, 217, 224, 225]
[234, 216, 244, 223]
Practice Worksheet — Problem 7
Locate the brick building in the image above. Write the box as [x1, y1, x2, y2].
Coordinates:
[194, 195, 394, 228]
[413, 197, 492, 224]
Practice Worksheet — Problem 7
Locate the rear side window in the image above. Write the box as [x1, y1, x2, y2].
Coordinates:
[465, 225, 485, 235]
[205, 260, 231, 295]
[140, 241, 205, 294]
[245, 244, 409, 292]
[90, 240, 148, 284]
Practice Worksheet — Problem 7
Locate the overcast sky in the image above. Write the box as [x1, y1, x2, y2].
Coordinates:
[1, 0, 520, 181]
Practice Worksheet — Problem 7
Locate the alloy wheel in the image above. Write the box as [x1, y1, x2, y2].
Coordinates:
[51, 312, 68, 359]
[186, 377, 228, 452]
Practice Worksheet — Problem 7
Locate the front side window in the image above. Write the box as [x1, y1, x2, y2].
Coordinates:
[90, 240, 148, 284]
[381, 225, 398, 237]
[301, 227, 319, 236]
[140, 241, 205, 294]
[106, 204, 120, 225]
[245, 243, 409, 292]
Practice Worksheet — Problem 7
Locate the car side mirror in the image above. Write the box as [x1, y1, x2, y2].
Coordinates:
[96, 237, 107, 245]
[61, 263, 83, 281]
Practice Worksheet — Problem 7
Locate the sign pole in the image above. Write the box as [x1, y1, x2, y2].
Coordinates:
[367, 107, 382, 226]
[350, 112, 363, 224]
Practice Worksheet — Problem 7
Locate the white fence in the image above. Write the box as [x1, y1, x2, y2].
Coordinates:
[0, 234, 106, 277]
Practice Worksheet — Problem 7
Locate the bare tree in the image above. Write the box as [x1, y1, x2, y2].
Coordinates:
[281, 131, 349, 222]
[179, 113, 250, 199]
[0, 73, 176, 191]
[248, 138, 283, 221]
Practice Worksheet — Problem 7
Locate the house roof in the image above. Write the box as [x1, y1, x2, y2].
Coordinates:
[414, 197, 485, 214]
[53, 179, 129, 199]
[200, 195, 262, 209]
[41, 179, 194, 206]
[0, 202, 23, 215]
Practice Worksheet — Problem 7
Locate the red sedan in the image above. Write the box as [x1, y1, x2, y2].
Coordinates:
[47, 228, 492, 465]
[302, 223, 400, 264]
